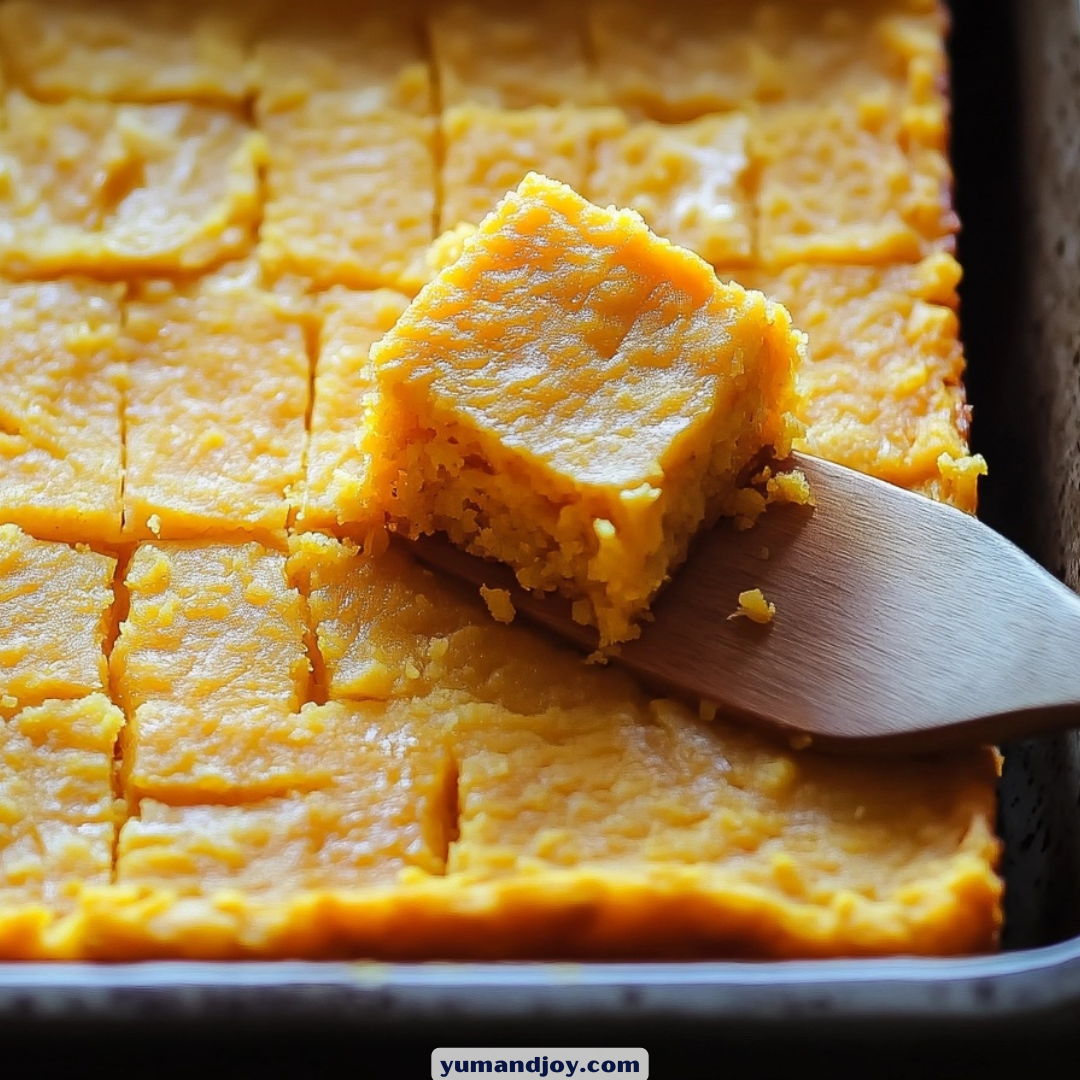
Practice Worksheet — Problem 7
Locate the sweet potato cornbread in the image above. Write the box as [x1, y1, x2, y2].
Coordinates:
[360, 172, 803, 645]
[0, 0, 1002, 960]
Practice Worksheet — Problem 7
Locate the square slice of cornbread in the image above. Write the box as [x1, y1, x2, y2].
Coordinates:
[295, 288, 410, 536]
[429, 0, 606, 109]
[440, 105, 626, 232]
[112, 541, 312, 803]
[754, 87, 956, 269]
[251, 0, 431, 115]
[0, 0, 252, 103]
[0, 278, 124, 544]
[740, 254, 983, 512]
[0, 93, 263, 277]
[0, 525, 115, 719]
[588, 0, 782, 121]
[259, 100, 435, 293]
[359, 173, 803, 646]
[446, 697, 1001, 957]
[589, 114, 754, 268]
[122, 279, 308, 542]
[0, 695, 123, 911]
[117, 699, 456, 891]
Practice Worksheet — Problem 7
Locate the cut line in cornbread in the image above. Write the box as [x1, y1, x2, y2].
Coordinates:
[122, 279, 308, 542]
[294, 287, 411, 537]
[358, 172, 803, 646]
[0, 278, 125, 545]
[0, 525, 116, 719]
[111, 541, 312, 804]
[0, 92, 264, 277]
[0, 0, 253, 103]
[116, 698, 457, 892]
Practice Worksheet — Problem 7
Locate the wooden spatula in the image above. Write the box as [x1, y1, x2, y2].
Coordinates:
[409, 451, 1080, 756]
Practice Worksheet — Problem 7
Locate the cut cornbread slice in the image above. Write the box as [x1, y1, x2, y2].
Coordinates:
[289, 535, 650, 713]
[444, 697, 1001, 957]
[0, 695, 123, 916]
[739, 254, 983, 512]
[589, 113, 754, 268]
[259, 100, 435, 293]
[753, 86, 956, 269]
[251, 0, 431, 115]
[295, 288, 410, 536]
[121, 696, 450, 808]
[122, 280, 308, 542]
[0, 525, 115, 719]
[0, 0, 252, 103]
[0, 93, 264, 277]
[587, 0, 947, 121]
[440, 105, 626, 232]
[112, 541, 309, 718]
[588, 0, 783, 121]
[117, 700, 456, 890]
[112, 541, 311, 802]
[0, 278, 124, 544]
[429, 0, 606, 109]
[360, 173, 803, 646]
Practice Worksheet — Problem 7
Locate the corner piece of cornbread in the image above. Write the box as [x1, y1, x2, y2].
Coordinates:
[359, 173, 804, 646]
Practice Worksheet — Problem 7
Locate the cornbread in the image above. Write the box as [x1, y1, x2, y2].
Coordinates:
[258, 99, 436, 293]
[0, 92, 263, 276]
[440, 105, 626, 232]
[0, 278, 124, 544]
[295, 288, 411, 536]
[359, 173, 802, 645]
[250, 0, 430, 116]
[122, 278, 308, 542]
[0, 525, 115, 718]
[0, 0, 251, 103]
[588, 0, 948, 121]
[589, 113, 755, 268]
[753, 85, 955, 268]
[89, 535, 1000, 960]
[0, 0, 1002, 962]
[0, 695, 122, 958]
[429, 0, 606, 109]
[111, 541, 311, 804]
[730, 588, 776, 624]
[739, 254, 984, 511]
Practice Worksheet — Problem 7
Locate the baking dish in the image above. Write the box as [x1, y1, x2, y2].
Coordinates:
[1, 0, 1078, 1061]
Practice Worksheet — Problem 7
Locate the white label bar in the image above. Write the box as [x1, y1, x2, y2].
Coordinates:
[431, 1049, 649, 1079]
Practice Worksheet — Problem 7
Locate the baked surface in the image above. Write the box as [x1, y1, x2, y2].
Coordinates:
[360, 172, 803, 645]
[0, 0, 1001, 959]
